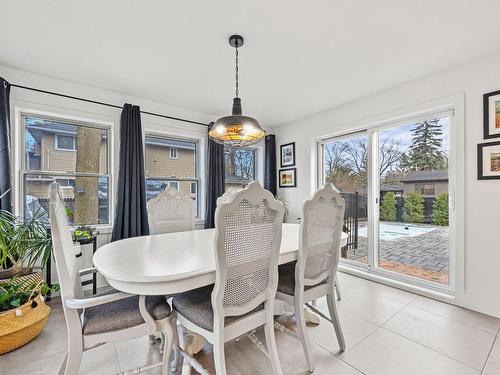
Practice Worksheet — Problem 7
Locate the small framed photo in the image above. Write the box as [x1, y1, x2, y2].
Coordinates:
[483, 90, 500, 139]
[279, 168, 297, 188]
[280, 142, 296, 167]
[478, 141, 500, 180]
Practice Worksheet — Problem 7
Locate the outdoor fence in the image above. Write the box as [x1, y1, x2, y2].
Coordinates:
[340, 192, 443, 257]
[340, 192, 367, 253]
[394, 196, 436, 224]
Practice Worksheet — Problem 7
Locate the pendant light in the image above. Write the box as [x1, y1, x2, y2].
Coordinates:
[209, 35, 265, 147]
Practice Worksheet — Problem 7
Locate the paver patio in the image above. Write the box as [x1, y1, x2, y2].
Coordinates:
[344, 224, 449, 284]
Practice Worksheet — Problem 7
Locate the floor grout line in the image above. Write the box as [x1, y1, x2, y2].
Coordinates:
[381, 324, 487, 372]
[480, 333, 497, 374]
[334, 356, 368, 375]
[405, 303, 500, 335]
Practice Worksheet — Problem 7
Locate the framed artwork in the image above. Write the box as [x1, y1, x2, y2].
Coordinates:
[478, 141, 500, 180]
[280, 142, 296, 167]
[279, 168, 297, 188]
[483, 90, 500, 139]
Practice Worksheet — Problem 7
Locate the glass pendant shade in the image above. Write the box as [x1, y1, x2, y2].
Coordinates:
[209, 97, 265, 147]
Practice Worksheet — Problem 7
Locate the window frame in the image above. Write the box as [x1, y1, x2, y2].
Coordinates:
[168, 181, 179, 190]
[414, 183, 435, 196]
[19, 112, 112, 227]
[224, 146, 257, 189]
[54, 134, 77, 151]
[169, 147, 178, 159]
[314, 99, 461, 296]
[144, 133, 201, 219]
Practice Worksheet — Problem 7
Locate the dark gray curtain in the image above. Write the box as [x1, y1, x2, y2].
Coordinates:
[0, 78, 12, 212]
[111, 104, 149, 241]
[264, 134, 277, 196]
[205, 124, 225, 229]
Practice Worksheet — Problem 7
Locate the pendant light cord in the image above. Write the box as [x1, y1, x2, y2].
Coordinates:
[235, 45, 239, 98]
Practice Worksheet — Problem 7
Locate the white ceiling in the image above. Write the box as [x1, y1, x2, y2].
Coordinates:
[1, 0, 500, 126]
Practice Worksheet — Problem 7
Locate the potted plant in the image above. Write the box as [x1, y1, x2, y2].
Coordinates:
[0, 209, 52, 290]
[73, 225, 98, 243]
[0, 278, 59, 354]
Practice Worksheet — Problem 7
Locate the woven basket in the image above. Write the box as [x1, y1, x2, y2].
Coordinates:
[0, 270, 44, 292]
[0, 295, 51, 354]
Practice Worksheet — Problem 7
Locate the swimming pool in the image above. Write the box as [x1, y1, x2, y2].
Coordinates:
[358, 222, 436, 241]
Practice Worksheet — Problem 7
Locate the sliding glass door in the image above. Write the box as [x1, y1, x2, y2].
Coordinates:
[320, 131, 369, 267]
[319, 112, 453, 290]
[377, 116, 450, 285]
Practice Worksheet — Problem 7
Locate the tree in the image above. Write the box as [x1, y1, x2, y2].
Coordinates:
[403, 120, 447, 171]
[379, 138, 403, 176]
[224, 148, 254, 180]
[403, 192, 424, 223]
[380, 192, 397, 221]
[324, 137, 402, 193]
[74, 128, 102, 225]
[432, 192, 449, 226]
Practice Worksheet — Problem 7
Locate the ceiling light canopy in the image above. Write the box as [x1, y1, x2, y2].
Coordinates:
[209, 35, 265, 147]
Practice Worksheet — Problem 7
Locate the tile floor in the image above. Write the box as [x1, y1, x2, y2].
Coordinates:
[1, 272, 500, 375]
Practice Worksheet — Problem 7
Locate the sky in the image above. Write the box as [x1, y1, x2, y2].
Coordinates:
[379, 116, 449, 155]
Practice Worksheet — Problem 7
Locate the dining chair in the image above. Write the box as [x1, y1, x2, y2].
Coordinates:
[147, 187, 195, 234]
[49, 183, 175, 375]
[172, 181, 285, 375]
[275, 183, 346, 372]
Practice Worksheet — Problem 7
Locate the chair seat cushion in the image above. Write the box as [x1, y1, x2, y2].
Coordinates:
[82, 295, 171, 335]
[277, 261, 327, 296]
[172, 285, 264, 332]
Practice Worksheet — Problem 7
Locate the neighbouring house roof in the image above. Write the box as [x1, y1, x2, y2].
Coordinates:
[145, 137, 196, 151]
[402, 170, 448, 183]
[27, 120, 78, 135]
[380, 183, 404, 192]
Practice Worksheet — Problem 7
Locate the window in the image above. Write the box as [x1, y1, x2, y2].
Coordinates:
[22, 115, 110, 225]
[318, 113, 451, 288]
[224, 148, 256, 191]
[168, 181, 179, 191]
[414, 183, 435, 196]
[55, 134, 76, 151]
[145, 135, 200, 217]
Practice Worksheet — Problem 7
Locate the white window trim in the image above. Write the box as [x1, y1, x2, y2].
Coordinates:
[14, 107, 114, 228]
[312, 94, 465, 297]
[54, 134, 76, 151]
[169, 147, 178, 159]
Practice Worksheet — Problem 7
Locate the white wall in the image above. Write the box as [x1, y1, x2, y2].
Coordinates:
[273, 50, 500, 317]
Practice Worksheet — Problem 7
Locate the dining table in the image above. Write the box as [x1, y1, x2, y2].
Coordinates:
[93, 223, 348, 374]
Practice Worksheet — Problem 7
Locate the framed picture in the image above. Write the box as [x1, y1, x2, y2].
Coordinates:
[279, 168, 297, 188]
[478, 141, 500, 180]
[280, 142, 296, 167]
[483, 90, 500, 139]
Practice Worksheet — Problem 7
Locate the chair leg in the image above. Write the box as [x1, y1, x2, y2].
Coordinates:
[334, 274, 342, 301]
[177, 323, 192, 375]
[212, 334, 227, 375]
[264, 309, 283, 375]
[294, 295, 315, 372]
[326, 291, 346, 351]
[171, 319, 180, 373]
[59, 337, 83, 375]
[161, 316, 175, 375]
